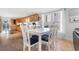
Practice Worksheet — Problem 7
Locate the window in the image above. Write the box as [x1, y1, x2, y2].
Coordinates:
[3, 20, 9, 32]
[53, 11, 63, 32]
[44, 13, 52, 27]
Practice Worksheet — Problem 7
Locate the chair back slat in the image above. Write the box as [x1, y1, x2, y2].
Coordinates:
[20, 23, 30, 45]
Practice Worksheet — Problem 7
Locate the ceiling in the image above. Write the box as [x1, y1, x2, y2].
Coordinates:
[0, 8, 60, 18]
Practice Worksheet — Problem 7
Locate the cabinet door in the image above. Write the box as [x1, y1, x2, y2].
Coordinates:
[30, 14, 39, 22]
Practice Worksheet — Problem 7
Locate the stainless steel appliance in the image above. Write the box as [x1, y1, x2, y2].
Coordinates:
[73, 28, 79, 50]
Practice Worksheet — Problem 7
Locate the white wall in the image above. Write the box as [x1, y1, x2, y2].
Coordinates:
[64, 8, 79, 40]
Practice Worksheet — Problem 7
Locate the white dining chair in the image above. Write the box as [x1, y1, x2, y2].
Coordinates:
[49, 24, 58, 51]
[19, 23, 39, 51]
[41, 32, 51, 51]
[40, 26, 52, 51]
[41, 23, 58, 51]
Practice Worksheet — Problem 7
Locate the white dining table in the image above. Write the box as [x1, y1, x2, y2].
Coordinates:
[26, 28, 50, 51]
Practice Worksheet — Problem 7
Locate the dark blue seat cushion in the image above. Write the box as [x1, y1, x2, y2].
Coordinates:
[30, 35, 38, 45]
[42, 34, 49, 42]
[32, 35, 38, 38]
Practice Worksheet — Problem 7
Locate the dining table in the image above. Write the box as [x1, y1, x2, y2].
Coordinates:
[25, 27, 50, 51]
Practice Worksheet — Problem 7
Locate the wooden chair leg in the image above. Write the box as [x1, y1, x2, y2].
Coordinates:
[35, 44, 38, 51]
[23, 44, 26, 51]
[48, 43, 50, 51]
[28, 46, 31, 51]
[48, 44, 50, 51]
[48, 36, 52, 51]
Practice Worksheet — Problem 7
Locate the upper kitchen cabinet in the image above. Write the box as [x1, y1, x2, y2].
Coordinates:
[29, 14, 40, 22]
[14, 14, 40, 25]
[10, 14, 40, 32]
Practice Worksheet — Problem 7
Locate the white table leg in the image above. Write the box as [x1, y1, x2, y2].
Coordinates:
[39, 35, 41, 51]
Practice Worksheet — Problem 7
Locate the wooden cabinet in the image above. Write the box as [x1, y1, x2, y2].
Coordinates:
[30, 14, 39, 21]
[15, 14, 40, 24]
[11, 14, 40, 32]
[15, 18, 26, 24]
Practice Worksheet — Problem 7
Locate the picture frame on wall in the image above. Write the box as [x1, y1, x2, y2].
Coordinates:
[69, 16, 79, 23]
[69, 17, 74, 23]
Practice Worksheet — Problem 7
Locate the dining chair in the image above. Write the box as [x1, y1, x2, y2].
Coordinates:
[19, 23, 39, 51]
[41, 25, 52, 51]
[41, 32, 52, 51]
[41, 23, 58, 51]
[49, 24, 59, 51]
